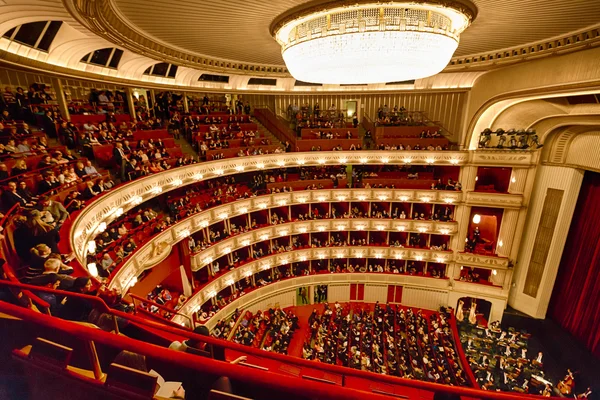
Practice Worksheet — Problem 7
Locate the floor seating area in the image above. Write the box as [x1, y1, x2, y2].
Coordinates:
[229, 308, 298, 354]
[302, 302, 469, 386]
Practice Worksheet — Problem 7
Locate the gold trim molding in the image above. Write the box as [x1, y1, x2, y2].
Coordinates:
[61, 0, 600, 78]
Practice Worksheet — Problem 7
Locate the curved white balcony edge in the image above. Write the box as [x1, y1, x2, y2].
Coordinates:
[107, 190, 462, 291]
[188, 220, 458, 272]
[72, 151, 475, 263]
[174, 270, 451, 327]
[171, 248, 510, 325]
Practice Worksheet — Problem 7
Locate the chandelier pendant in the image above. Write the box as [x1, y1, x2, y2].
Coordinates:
[271, 0, 477, 84]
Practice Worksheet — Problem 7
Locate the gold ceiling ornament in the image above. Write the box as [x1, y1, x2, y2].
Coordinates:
[271, 0, 477, 84]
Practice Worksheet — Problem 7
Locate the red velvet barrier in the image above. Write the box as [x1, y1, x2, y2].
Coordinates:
[377, 125, 440, 138]
[193, 115, 251, 123]
[549, 171, 600, 358]
[267, 178, 348, 191]
[69, 114, 131, 124]
[448, 313, 479, 388]
[132, 130, 171, 141]
[0, 281, 550, 400]
[300, 128, 359, 139]
[69, 114, 107, 124]
[296, 139, 363, 151]
[361, 178, 436, 189]
[376, 138, 449, 148]
[197, 138, 268, 149]
[0, 300, 384, 400]
[196, 123, 258, 132]
[0, 294, 549, 400]
[206, 145, 280, 160]
[1, 145, 68, 171]
[92, 142, 180, 167]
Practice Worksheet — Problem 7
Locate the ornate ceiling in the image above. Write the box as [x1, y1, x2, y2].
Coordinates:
[111, 0, 600, 66]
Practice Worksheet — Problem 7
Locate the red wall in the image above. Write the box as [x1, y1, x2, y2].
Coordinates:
[129, 245, 183, 299]
[475, 167, 512, 193]
[468, 207, 504, 254]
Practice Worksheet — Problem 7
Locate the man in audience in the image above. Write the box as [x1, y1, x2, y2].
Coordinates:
[37, 195, 69, 227]
[17, 181, 38, 204]
[83, 160, 101, 177]
[113, 142, 127, 180]
[38, 171, 61, 194]
[42, 110, 57, 138]
[2, 181, 34, 209]
[100, 253, 115, 276]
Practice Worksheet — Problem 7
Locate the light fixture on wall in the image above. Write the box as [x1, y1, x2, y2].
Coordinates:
[87, 263, 98, 277]
[472, 214, 481, 224]
[271, 1, 476, 84]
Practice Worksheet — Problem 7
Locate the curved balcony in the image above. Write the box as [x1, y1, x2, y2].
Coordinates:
[188, 220, 457, 271]
[108, 190, 461, 291]
[172, 267, 452, 327]
[71, 150, 472, 264]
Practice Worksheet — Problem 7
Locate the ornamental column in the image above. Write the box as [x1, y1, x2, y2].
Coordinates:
[459, 165, 478, 191]
[51, 77, 70, 122]
[452, 204, 471, 251]
[124, 87, 137, 121]
[496, 209, 519, 257]
[182, 92, 190, 114]
[508, 168, 528, 194]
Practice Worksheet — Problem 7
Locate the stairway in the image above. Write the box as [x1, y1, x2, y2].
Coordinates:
[253, 118, 285, 148]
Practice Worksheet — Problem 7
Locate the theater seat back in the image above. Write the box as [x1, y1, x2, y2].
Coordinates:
[209, 389, 254, 400]
[105, 363, 157, 399]
[30, 337, 73, 369]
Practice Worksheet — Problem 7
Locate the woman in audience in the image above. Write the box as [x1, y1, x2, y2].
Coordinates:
[10, 158, 27, 176]
[81, 181, 99, 200]
[64, 191, 84, 213]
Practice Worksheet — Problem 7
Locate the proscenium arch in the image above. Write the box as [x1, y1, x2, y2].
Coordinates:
[465, 88, 600, 150]
[541, 125, 600, 172]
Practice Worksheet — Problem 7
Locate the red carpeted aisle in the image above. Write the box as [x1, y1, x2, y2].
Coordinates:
[285, 303, 327, 358]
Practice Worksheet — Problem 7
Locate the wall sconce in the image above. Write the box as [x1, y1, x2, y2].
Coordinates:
[472, 214, 481, 224]
[87, 263, 98, 277]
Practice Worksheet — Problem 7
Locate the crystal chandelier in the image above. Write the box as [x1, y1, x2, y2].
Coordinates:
[271, 1, 476, 84]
